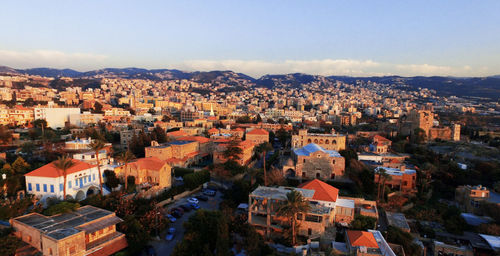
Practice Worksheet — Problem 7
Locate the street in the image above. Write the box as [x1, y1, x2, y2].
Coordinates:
[146, 190, 223, 256]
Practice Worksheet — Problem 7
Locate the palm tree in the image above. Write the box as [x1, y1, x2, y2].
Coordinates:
[53, 155, 75, 200]
[89, 139, 106, 196]
[118, 150, 135, 192]
[255, 142, 273, 186]
[277, 190, 310, 246]
[381, 173, 392, 202]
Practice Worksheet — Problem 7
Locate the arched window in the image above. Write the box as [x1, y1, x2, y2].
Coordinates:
[314, 139, 318, 144]
[332, 160, 336, 165]
[332, 140, 337, 145]
[307, 139, 312, 143]
[319, 139, 324, 144]
[325, 140, 330, 144]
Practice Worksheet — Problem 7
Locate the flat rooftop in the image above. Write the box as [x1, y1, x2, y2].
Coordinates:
[374, 166, 416, 176]
[386, 212, 410, 231]
[250, 186, 315, 200]
[13, 205, 118, 240]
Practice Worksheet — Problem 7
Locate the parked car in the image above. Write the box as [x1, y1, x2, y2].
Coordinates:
[188, 203, 200, 210]
[171, 207, 184, 214]
[145, 245, 157, 256]
[180, 204, 192, 212]
[166, 214, 176, 223]
[187, 197, 199, 204]
[203, 189, 216, 197]
[196, 195, 209, 201]
[165, 227, 176, 241]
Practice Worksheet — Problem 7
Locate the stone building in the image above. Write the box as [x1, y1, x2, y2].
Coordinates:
[292, 129, 346, 151]
[245, 128, 269, 145]
[374, 166, 417, 195]
[284, 143, 345, 180]
[115, 157, 171, 189]
[455, 185, 500, 215]
[145, 140, 205, 167]
[10, 205, 127, 256]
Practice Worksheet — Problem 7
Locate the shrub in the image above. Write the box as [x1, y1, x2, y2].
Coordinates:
[44, 202, 80, 216]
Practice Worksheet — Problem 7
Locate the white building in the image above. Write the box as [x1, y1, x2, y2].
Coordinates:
[25, 159, 102, 201]
[34, 107, 81, 128]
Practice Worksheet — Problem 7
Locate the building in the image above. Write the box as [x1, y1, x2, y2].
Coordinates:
[115, 157, 171, 189]
[346, 230, 396, 256]
[292, 129, 346, 151]
[284, 143, 345, 180]
[374, 166, 417, 194]
[369, 135, 392, 154]
[24, 159, 101, 201]
[145, 140, 204, 167]
[248, 186, 334, 238]
[245, 128, 269, 145]
[34, 107, 81, 128]
[455, 185, 500, 215]
[10, 205, 127, 256]
[213, 140, 255, 166]
[120, 129, 140, 149]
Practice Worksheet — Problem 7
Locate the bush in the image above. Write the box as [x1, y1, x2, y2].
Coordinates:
[184, 170, 210, 190]
[386, 226, 422, 256]
[44, 202, 80, 216]
[351, 215, 377, 230]
[173, 167, 195, 177]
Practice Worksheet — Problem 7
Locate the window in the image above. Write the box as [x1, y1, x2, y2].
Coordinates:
[36, 184, 40, 192]
[93, 174, 95, 181]
[332, 160, 335, 164]
[60, 183, 63, 191]
[49, 248, 53, 255]
[50, 185, 54, 193]
[317, 154, 321, 158]
[302, 172, 306, 178]
[28, 183, 32, 191]
[68, 181, 72, 189]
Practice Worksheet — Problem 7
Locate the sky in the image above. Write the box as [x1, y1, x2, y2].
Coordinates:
[1, 0, 500, 77]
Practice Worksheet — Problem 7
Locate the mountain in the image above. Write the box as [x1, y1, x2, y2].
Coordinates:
[2, 65, 500, 100]
[18, 68, 82, 77]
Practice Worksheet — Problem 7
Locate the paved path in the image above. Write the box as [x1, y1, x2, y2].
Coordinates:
[147, 191, 223, 256]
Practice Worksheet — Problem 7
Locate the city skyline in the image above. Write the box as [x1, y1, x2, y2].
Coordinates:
[2, 0, 500, 77]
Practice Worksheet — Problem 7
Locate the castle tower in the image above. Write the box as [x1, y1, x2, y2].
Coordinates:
[452, 123, 461, 141]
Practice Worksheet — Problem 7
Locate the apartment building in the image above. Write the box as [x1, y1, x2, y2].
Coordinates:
[34, 107, 81, 128]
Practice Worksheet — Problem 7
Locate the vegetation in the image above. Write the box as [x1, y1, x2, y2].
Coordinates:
[0, 228, 23, 256]
[44, 201, 80, 216]
[277, 190, 310, 246]
[183, 170, 210, 190]
[386, 226, 422, 256]
[89, 139, 106, 196]
[53, 155, 75, 200]
[350, 215, 377, 230]
[255, 142, 273, 186]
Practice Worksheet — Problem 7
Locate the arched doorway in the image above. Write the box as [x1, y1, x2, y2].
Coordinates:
[86, 186, 99, 197]
[285, 169, 296, 178]
[75, 190, 86, 201]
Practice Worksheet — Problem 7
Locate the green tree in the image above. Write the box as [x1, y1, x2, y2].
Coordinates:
[255, 142, 273, 186]
[44, 202, 80, 215]
[89, 139, 106, 196]
[222, 138, 243, 161]
[104, 170, 119, 190]
[53, 155, 75, 200]
[11, 156, 30, 174]
[118, 150, 135, 192]
[277, 190, 310, 245]
[118, 215, 151, 254]
[33, 119, 47, 139]
[351, 215, 377, 230]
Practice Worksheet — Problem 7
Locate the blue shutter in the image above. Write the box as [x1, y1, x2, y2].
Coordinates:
[28, 183, 32, 191]
[93, 174, 95, 181]
[68, 181, 72, 189]
[36, 184, 40, 192]
[43, 184, 47, 192]
[60, 183, 63, 191]
[50, 185, 54, 193]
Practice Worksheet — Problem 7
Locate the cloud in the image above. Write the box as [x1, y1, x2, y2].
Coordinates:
[0, 50, 108, 70]
[177, 59, 383, 77]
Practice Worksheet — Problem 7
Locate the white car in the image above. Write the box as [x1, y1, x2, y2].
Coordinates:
[187, 197, 199, 204]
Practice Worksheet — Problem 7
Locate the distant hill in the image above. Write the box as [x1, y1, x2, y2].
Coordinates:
[2, 65, 500, 100]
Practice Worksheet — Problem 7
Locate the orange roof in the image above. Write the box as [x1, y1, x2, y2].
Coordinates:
[167, 130, 188, 137]
[247, 128, 269, 135]
[373, 135, 391, 142]
[130, 157, 167, 171]
[208, 128, 219, 133]
[25, 159, 95, 178]
[178, 136, 210, 144]
[233, 128, 245, 132]
[347, 231, 379, 248]
[298, 179, 339, 202]
[239, 140, 255, 149]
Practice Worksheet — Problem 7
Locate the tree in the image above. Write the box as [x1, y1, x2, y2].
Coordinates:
[104, 170, 119, 190]
[222, 138, 242, 161]
[33, 119, 47, 139]
[0, 125, 12, 145]
[118, 150, 135, 192]
[53, 156, 75, 200]
[351, 215, 377, 230]
[44, 202, 80, 216]
[277, 190, 310, 245]
[255, 142, 273, 186]
[89, 139, 106, 196]
[11, 156, 30, 174]
[276, 128, 291, 147]
[380, 172, 392, 202]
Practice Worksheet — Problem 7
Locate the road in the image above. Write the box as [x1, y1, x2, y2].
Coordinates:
[147, 190, 223, 256]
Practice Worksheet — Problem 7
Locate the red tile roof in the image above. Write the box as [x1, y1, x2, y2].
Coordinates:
[347, 230, 379, 248]
[25, 159, 95, 178]
[298, 179, 339, 202]
[130, 157, 167, 171]
[167, 130, 188, 137]
[373, 135, 391, 143]
[177, 136, 210, 143]
[247, 128, 269, 135]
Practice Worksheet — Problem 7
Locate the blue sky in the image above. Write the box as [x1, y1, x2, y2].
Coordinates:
[1, 0, 499, 77]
